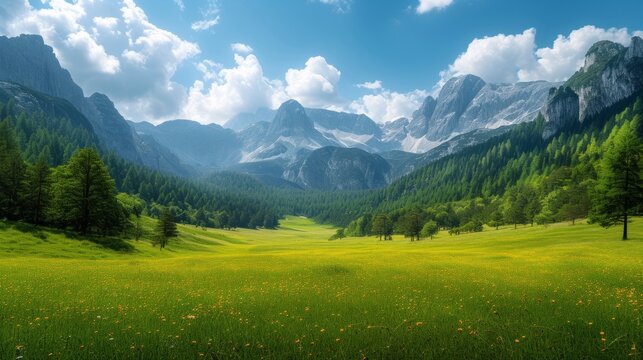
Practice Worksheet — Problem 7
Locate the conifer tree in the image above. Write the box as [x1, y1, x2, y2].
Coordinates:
[23, 155, 51, 225]
[590, 122, 642, 240]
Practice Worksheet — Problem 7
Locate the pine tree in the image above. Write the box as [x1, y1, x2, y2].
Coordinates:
[51, 148, 119, 234]
[23, 155, 51, 225]
[154, 208, 178, 249]
[0, 120, 26, 220]
[590, 122, 642, 240]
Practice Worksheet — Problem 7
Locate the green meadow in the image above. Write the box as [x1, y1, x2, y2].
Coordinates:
[0, 217, 641, 359]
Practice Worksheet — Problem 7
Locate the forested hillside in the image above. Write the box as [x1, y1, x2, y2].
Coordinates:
[200, 94, 642, 237]
[0, 99, 281, 232]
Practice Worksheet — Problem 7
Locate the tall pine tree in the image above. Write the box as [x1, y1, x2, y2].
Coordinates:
[590, 121, 642, 240]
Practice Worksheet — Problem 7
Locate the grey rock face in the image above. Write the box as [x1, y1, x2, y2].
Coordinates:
[427, 74, 487, 141]
[402, 75, 556, 152]
[307, 108, 381, 136]
[408, 96, 437, 138]
[284, 146, 391, 190]
[131, 119, 242, 169]
[542, 87, 579, 139]
[0, 34, 141, 162]
[88, 93, 141, 162]
[542, 36, 643, 137]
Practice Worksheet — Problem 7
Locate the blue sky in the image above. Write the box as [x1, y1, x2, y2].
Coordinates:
[146, 0, 643, 98]
[1, 0, 642, 124]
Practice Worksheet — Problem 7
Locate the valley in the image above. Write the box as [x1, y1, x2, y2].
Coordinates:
[1, 216, 641, 359]
[0, 2, 642, 359]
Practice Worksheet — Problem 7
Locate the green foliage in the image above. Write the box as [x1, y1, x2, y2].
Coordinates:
[402, 207, 425, 241]
[49, 148, 122, 235]
[0, 120, 26, 220]
[420, 220, 439, 239]
[154, 208, 178, 249]
[329, 228, 345, 240]
[590, 120, 643, 239]
[22, 155, 52, 225]
[371, 213, 393, 240]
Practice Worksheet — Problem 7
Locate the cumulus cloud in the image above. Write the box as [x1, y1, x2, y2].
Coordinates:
[182, 54, 286, 124]
[438, 28, 537, 86]
[0, 0, 200, 121]
[285, 56, 342, 108]
[230, 42, 253, 54]
[439, 25, 642, 88]
[350, 84, 428, 123]
[519, 26, 639, 81]
[416, 0, 454, 14]
[357, 80, 383, 90]
[182, 55, 351, 124]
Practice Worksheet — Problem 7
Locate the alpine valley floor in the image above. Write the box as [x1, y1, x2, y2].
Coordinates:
[0, 216, 641, 359]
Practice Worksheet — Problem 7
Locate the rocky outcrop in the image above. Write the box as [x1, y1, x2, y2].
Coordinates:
[402, 75, 557, 152]
[284, 147, 391, 190]
[542, 36, 643, 138]
[541, 87, 580, 139]
[408, 96, 437, 138]
[88, 93, 141, 162]
[0, 34, 142, 163]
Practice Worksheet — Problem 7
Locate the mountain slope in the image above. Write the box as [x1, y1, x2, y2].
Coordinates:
[542, 36, 643, 137]
[131, 120, 242, 170]
[402, 75, 557, 152]
[284, 146, 391, 190]
[241, 100, 338, 162]
[0, 34, 194, 176]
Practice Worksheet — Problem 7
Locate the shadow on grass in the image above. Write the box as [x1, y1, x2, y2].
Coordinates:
[9, 221, 135, 253]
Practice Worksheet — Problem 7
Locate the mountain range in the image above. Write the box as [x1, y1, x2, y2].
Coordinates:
[1, 34, 641, 191]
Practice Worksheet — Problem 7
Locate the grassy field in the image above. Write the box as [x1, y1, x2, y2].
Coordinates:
[0, 217, 641, 359]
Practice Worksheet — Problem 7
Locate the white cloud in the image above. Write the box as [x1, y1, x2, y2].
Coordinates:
[231, 42, 253, 54]
[182, 54, 287, 124]
[439, 28, 537, 86]
[0, 0, 200, 121]
[416, 0, 453, 14]
[173, 0, 185, 11]
[357, 80, 383, 91]
[315, 0, 351, 13]
[191, 16, 219, 31]
[438, 25, 642, 88]
[519, 26, 638, 82]
[285, 56, 342, 108]
[192, 0, 219, 32]
[350, 88, 428, 123]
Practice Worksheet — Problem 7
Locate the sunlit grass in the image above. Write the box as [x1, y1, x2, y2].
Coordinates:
[0, 217, 641, 359]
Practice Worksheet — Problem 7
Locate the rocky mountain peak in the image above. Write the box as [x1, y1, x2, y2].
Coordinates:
[269, 99, 315, 135]
[582, 40, 624, 70]
[0, 34, 86, 107]
[542, 37, 643, 138]
[626, 36, 643, 60]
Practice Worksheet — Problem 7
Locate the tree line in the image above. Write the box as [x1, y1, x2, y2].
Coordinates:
[338, 98, 642, 240]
